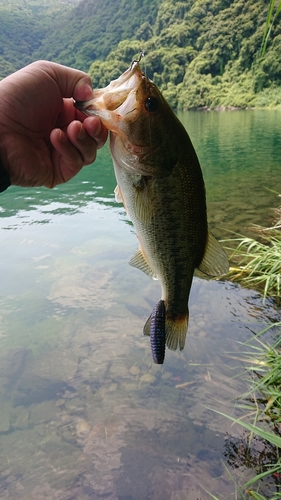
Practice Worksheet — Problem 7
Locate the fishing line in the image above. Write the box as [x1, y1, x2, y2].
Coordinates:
[140, 50, 156, 246]
[140, 51, 153, 151]
[141, 50, 147, 79]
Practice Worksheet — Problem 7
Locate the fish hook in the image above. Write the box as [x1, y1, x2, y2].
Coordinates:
[130, 51, 145, 69]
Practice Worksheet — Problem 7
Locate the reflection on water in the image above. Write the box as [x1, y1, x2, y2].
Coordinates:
[0, 111, 280, 499]
[179, 109, 281, 239]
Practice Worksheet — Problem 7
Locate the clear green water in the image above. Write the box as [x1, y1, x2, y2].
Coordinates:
[0, 110, 280, 499]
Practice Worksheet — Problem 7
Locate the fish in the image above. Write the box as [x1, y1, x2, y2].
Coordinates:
[75, 58, 229, 361]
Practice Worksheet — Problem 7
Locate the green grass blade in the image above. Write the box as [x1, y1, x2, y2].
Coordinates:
[243, 464, 281, 487]
[206, 407, 281, 448]
[247, 492, 267, 500]
[261, 0, 279, 56]
[201, 488, 221, 500]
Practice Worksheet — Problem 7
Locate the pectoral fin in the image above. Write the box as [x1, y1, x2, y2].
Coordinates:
[134, 177, 153, 226]
[196, 230, 229, 278]
[114, 185, 123, 203]
[114, 184, 129, 215]
[129, 248, 158, 280]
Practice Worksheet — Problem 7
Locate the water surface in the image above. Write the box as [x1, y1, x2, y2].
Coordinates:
[0, 110, 280, 499]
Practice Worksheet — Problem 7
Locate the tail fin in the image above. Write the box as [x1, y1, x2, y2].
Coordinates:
[165, 316, 188, 351]
[143, 302, 188, 361]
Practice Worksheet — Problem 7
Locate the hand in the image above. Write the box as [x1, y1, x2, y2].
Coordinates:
[0, 60, 108, 188]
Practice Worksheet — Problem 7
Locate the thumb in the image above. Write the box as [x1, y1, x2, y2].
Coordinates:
[37, 61, 95, 101]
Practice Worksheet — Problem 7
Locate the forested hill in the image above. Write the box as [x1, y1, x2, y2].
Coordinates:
[1, 0, 281, 109]
[0, 0, 80, 77]
[35, 0, 161, 71]
[87, 0, 281, 109]
[0, 0, 160, 78]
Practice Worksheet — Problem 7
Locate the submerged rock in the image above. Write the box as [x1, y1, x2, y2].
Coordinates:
[129, 366, 140, 376]
[140, 373, 156, 384]
[10, 406, 29, 430]
[29, 400, 59, 426]
[12, 374, 68, 407]
[31, 349, 79, 382]
[0, 404, 10, 433]
[0, 348, 33, 392]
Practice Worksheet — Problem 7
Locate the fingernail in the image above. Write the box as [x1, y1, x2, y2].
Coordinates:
[59, 130, 68, 143]
[94, 120, 102, 137]
[83, 83, 94, 100]
[78, 127, 86, 140]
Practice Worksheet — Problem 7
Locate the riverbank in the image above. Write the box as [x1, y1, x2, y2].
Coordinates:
[185, 104, 281, 111]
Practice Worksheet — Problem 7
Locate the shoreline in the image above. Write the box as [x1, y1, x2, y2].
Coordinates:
[182, 104, 281, 112]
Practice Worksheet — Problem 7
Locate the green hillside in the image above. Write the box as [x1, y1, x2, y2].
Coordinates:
[0, 0, 79, 78]
[87, 0, 281, 109]
[1, 0, 281, 108]
[0, 0, 160, 77]
[33, 0, 161, 71]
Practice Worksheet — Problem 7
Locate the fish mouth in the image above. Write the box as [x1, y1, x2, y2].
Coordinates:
[74, 61, 143, 125]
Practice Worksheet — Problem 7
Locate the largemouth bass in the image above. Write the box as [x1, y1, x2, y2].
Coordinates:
[75, 60, 229, 363]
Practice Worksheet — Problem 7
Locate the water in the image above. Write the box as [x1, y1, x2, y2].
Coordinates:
[0, 110, 280, 499]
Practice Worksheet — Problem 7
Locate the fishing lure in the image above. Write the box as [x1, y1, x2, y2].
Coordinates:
[150, 299, 166, 364]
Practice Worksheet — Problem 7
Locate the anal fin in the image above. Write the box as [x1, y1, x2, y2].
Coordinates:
[129, 248, 158, 280]
[196, 230, 229, 278]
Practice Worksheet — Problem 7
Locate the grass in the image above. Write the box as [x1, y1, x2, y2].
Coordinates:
[210, 202, 281, 497]
[260, 0, 281, 57]
[224, 216, 281, 304]
[242, 336, 281, 424]
[206, 325, 281, 499]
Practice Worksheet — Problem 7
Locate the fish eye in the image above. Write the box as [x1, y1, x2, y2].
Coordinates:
[145, 96, 159, 113]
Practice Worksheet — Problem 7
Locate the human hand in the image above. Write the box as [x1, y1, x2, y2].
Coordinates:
[0, 60, 108, 188]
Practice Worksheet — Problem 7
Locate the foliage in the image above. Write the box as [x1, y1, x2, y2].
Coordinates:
[1, 0, 281, 108]
[87, 0, 281, 109]
[33, 0, 161, 72]
[0, 0, 76, 79]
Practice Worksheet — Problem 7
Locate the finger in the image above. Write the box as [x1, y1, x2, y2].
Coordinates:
[83, 116, 108, 149]
[54, 98, 92, 129]
[36, 61, 95, 101]
[50, 128, 88, 184]
[65, 120, 99, 165]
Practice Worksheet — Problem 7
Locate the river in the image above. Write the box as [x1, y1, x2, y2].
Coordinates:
[0, 110, 280, 499]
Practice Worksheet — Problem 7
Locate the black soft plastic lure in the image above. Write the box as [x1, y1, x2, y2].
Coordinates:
[150, 300, 166, 364]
